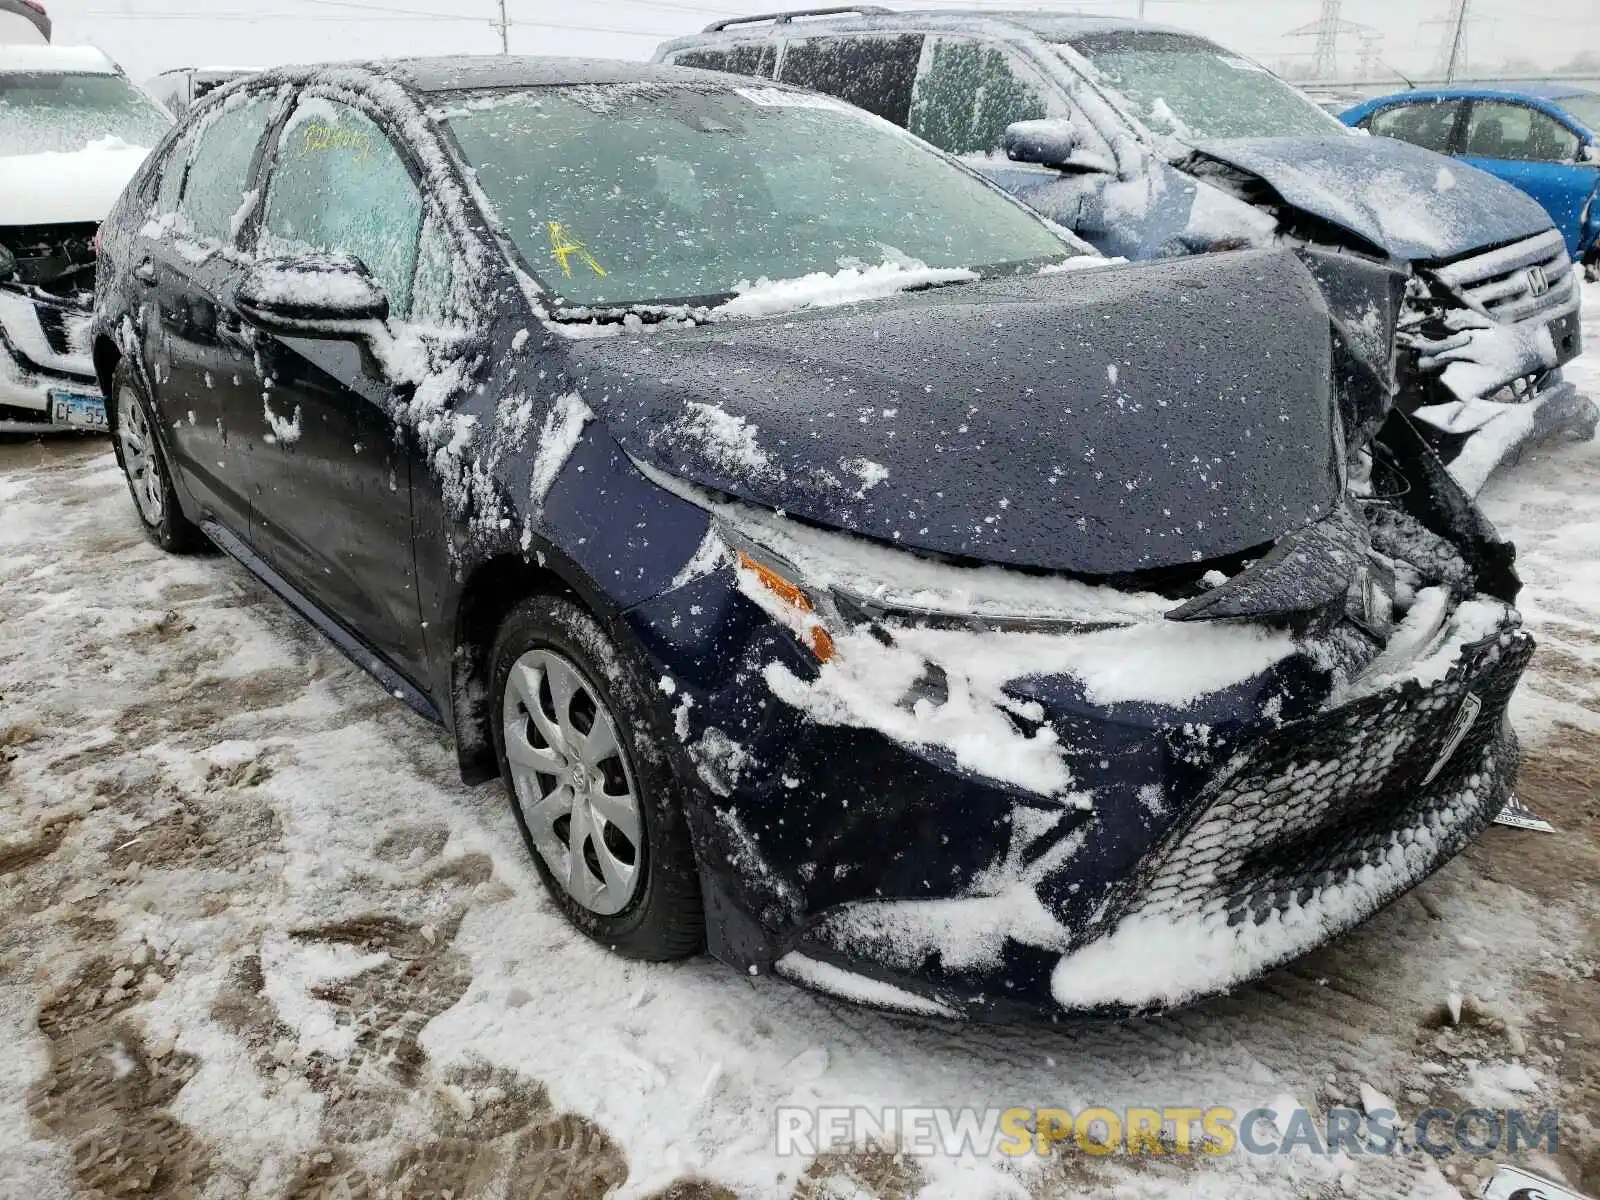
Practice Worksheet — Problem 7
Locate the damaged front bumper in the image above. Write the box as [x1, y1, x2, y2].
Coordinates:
[623, 494, 1536, 1021]
[1404, 230, 1597, 492]
[782, 602, 1530, 1020]
[0, 279, 102, 434]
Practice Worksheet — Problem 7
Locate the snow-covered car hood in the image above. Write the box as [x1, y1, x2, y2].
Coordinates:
[568, 248, 1342, 577]
[0, 140, 152, 226]
[1186, 135, 1556, 262]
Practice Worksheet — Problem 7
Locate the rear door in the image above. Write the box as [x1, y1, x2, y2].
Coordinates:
[1458, 99, 1592, 258]
[140, 91, 279, 535]
[241, 97, 448, 682]
[777, 32, 924, 127]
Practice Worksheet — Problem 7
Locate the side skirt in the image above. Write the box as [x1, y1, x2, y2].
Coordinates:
[200, 518, 444, 726]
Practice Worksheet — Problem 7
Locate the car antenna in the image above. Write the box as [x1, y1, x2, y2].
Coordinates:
[1380, 60, 1418, 90]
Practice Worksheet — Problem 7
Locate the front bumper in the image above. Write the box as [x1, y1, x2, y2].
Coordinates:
[1406, 231, 1597, 492]
[628, 570, 1534, 1021]
[0, 286, 102, 434]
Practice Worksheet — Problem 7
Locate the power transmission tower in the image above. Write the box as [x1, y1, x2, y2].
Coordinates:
[1286, 0, 1375, 81]
[1358, 31, 1381, 81]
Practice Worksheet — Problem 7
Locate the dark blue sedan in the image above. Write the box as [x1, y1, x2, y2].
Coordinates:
[1344, 85, 1600, 271]
[91, 56, 1533, 1020]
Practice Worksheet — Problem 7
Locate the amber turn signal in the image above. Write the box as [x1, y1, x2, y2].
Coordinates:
[736, 550, 836, 662]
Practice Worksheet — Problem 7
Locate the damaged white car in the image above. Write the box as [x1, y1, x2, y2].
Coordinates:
[0, 44, 168, 432]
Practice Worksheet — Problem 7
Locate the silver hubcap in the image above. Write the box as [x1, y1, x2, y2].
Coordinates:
[118, 387, 164, 527]
[502, 648, 643, 916]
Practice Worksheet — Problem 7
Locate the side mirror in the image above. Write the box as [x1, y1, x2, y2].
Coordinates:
[1003, 119, 1082, 170]
[1580, 142, 1600, 166]
[236, 253, 389, 339]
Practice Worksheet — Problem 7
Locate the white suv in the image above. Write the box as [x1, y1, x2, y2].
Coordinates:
[0, 45, 169, 432]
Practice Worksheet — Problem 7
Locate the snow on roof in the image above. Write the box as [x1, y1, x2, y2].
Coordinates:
[669, 8, 1193, 48]
[376, 55, 739, 94]
[0, 43, 116, 74]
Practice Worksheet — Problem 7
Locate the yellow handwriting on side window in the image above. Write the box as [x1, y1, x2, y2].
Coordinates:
[302, 123, 372, 163]
[547, 221, 607, 279]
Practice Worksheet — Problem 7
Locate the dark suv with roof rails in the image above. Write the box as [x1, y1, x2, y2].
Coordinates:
[657, 6, 1598, 495]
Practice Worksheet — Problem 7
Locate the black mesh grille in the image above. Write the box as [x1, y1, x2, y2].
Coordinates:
[1123, 623, 1533, 929]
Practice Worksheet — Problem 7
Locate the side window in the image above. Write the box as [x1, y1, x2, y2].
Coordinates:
[779, 34, 924, 126]
[910, 38, 1052, 156]
[411, 211, 461, 328]
[176, 95, 275, 243]
[671, 42, 776, 79]
[261, 100, 423, 318]
[1463, 101, 1581, 163]
[1367, 100, 1463, 154]
[155, 130, 190, 214]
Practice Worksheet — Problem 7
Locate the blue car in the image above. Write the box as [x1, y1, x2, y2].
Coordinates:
[1343, 85, 1600, 273]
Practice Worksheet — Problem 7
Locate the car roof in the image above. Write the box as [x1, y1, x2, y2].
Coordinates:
[364, 55, 745, 94]
[0, 43, 116, 74]
[671, 8, 1199, 44]
[1365, 83, 1599, 104]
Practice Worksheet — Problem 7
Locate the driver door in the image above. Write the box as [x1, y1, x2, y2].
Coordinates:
[241, 99, 437, 682]
[908, 37, 1100, 238]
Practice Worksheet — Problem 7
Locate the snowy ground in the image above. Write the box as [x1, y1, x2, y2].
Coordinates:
[1, 296, 1598, 1200]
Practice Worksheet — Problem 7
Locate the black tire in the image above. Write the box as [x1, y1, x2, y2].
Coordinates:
[110, 360, 207, 554]
[489, 594, 704, 960]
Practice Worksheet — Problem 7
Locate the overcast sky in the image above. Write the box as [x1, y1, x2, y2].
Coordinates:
[39, 0, 1600, 85]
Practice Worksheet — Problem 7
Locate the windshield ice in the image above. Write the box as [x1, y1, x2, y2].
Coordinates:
[0, 72, 171, 156]
[1061, 32, 1347, 141]
[1559, 94, 1600, 134]
[442, 83, 1071, 309]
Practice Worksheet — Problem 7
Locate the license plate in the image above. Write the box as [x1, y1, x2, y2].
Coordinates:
[50, 390, 108, 430]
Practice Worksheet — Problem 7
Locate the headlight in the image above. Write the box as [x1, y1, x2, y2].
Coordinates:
[631, 452, 1163, 658]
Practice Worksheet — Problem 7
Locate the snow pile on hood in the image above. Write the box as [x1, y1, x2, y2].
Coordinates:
[0, 139, 153, 225]
[715, 259, 978, 320]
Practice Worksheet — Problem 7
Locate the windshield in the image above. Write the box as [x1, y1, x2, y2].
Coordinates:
[442, 84, 1072, 308]
[0, 72, 171, 156]
[1061, 32, 1347, 141]
[1559, 94, 1600, 135]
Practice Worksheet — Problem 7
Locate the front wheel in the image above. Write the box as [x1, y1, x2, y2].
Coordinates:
[489, 595, 704, 960]
[111, 361, 207, 554]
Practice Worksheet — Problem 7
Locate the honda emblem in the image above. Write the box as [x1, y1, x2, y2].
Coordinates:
[1526, 265, 1550, 297]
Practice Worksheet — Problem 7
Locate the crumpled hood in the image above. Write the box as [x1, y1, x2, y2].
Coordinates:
[0, 140, 151, 226]
[1188, 135, 1555, 262]
[566, 249, 1342, 577]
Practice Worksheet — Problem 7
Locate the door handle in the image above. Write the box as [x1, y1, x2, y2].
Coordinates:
[134, 260, 158, 286]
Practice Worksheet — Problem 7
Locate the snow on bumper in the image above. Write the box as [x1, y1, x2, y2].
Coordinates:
[1050, 613, 1532, 1012]
[783, 604, 1533, 1019]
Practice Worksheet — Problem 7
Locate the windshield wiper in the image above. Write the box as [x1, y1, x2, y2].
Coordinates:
[549, 302, 714, 328]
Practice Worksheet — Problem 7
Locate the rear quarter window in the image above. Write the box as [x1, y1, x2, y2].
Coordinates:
[671, 42, 777, 79]
[779, 34, 924, 126]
